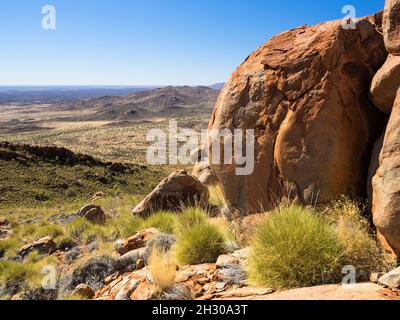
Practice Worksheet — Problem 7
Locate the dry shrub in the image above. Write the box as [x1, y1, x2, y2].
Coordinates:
[148, 247, 177, 291]
[325, 198, 396, 274]
[209, 185, 226, 208]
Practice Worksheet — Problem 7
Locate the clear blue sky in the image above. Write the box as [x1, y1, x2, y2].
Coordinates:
[0, 0, 384, 86]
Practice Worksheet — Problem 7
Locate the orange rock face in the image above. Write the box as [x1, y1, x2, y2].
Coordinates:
[209, 17, 386, 215]
[372, 89, 400, 256]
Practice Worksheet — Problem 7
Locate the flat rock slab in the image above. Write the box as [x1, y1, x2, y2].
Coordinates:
[251, 283, 392, 300]
[379, 267, 400, 289]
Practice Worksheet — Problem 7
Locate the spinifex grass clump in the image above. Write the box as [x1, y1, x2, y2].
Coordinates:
[174, 208, 226, 265]
[248, 206, 344, 289]
[140, 211, 176, 234]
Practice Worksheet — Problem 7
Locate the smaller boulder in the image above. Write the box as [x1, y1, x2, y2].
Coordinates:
[370, 54, 400, 114]
[130, 281, 159, 300]
[0, 217, 9, 227]
[19, 236, 56, 258]
[73, 284, 95, 300]
[114, 228, 159, 255]
[132, 170, 210, 218]
[76, 204, 106, 225]
[114, 279, 141, 300]
[0, 229, 13, 240]
[378, 267, 400, 289]
[192, 161, 218, 186]
[116, 248, 146, 273]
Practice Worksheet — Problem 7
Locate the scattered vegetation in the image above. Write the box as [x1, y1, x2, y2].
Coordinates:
[0, 238, 23, 258]
[0, 143, 168, 208]
[140, 211, 176, 234]
[0, 253, 58, 294]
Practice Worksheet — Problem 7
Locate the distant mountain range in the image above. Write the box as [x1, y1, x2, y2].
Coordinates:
[0, 86, 158, 104]
[50, 85, 220, 121]
[208, 83, 225, 90]
[0, 84, 224, 104]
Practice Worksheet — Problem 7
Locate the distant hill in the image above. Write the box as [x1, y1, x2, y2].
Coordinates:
[53, 86, 220, 121]
[208, 83, 225, 90]
[0, 86, 157, 104]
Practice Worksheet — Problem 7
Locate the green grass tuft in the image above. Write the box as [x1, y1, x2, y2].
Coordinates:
[174, 207, 208, 233]
[175, 222, 226, 265]
[140, 211, 176, 234]
[248, 206, 344, 289]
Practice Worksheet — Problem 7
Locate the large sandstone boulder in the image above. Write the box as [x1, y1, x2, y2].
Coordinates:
[383, 0, 400, 55]
[132, 170, 209, 218]
[208, 17, 386, 215]
[372, 89, 400, 256]
[370, 54, 400, 113]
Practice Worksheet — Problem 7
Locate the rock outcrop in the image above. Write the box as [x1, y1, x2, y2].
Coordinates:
[192, 161, 218, 186]
[95, 249, 250, 300]
[19, 236, 57, 258]
[191, 146, 218, 186]
[383, 0, 400, 55]
[379, 267, 400, 289]
[132, 170, 210, 218]
[76, 204, 106, 225]
[114, 228, 159, 256]
[370, 55, 400, 114]
[208, 17, 386, 215]
[371, 89, 400, 256]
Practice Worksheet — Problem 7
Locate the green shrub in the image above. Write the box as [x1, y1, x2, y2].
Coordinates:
[66, 217, 118, 244]
[141, 211, 176, 234]
[0, 238, 23, 257]
[0, 254, 57, 290]
[111, 215, 144, 238]
[0, 260, 34, 285]
[174, 208, 208, 233]
[175, 222, 226, 265]
[248, 206, 344, 289]
[66, 217, 90, 238]
[34, 223, 65, 240]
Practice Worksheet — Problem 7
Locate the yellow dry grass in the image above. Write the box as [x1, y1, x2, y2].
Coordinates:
[148, 247, 177, 291]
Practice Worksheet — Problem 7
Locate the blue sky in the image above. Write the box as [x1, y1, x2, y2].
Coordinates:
[0, 0, 384, 86]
